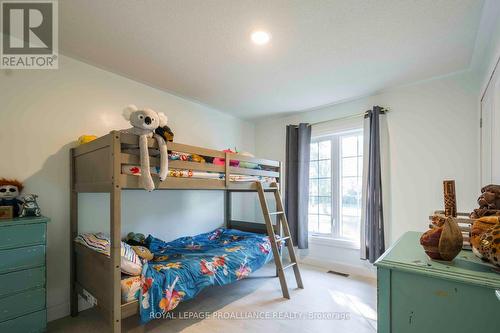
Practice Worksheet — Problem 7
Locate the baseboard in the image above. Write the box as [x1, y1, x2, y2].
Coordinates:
[47, 295, 94, 322]
[298, 257, 377, 279]
[47, 301, 70, 322]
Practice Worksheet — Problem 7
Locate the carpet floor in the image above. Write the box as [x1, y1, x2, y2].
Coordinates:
[48, 263, 376, 333]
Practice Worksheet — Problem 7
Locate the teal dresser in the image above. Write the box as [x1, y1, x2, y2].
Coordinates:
[375, 231, 500, 333]
[0, 217, 49, 333]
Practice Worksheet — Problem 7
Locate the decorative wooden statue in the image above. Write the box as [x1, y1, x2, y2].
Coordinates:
[420, 180, 463, 261]
[443, 180, 457, 217]
[420, 217, 463, 261]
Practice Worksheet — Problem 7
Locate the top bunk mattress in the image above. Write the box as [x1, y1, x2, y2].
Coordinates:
[121, 150, 277, 183]
[122, 164, 276, 182]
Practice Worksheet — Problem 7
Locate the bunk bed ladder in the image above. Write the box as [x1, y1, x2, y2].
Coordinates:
[256, 182, 304, 299]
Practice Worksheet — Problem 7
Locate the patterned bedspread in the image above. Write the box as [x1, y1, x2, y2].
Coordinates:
[140, 228, 275, 323]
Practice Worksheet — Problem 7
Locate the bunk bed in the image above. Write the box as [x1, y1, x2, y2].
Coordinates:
[70, 131, 302, 333]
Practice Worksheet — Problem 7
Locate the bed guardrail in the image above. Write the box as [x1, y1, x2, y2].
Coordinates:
[119, 132, 281, 190]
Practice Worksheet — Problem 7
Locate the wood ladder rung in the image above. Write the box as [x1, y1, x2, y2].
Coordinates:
[269, 211, 284, 215]
[281, 262, 297, 271]
[277, 236, 290, 242]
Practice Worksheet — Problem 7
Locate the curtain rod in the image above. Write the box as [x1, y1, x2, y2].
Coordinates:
[310, 107, 389, 126]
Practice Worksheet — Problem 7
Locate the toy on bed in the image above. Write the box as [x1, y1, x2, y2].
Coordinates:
[125, 232, 146, 246]
[77, 135, 97, 145]
[155, 124, 174, 142]
[0, 178, 24, 217]
[238, 151, 262, 169]
[124, 232, 153, 260]
[213, 149, 239, 167]
[121, 105, 169, 191]
[169, 151, 205, 163]
[132, 246, 154, 261]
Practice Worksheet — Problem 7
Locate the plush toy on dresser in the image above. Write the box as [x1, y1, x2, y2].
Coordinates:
[470, 184, 500, 218]
[470, 216, 500, 267]
[122, 105, 169, 191]
[19, 194, 41, 217]
[0, 178, 24, 218]
[468, 184, 500, 267]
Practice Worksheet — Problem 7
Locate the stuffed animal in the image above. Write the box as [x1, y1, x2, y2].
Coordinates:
[122, 105, 169, 191]
[155, 125, 174, 142]
[470, 216, 500, 267]
[19, 194, 41, 217]
[77, 135, 97, 145]
[0, 178, 24, 217]
[132, 246, 154, 261]
[125, 232, 146, 246]
[470, 184, 500, 218]
[213, 149, 239, 167]
[238, 151, 261, 169]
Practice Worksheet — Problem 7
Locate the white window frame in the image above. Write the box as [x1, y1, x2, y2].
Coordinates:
[309, 124, 363, 250]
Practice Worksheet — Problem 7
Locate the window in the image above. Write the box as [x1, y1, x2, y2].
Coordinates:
[309, 130, 363, 245]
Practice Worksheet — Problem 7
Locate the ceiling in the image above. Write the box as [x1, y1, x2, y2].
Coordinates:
[60, 0, 485, 120]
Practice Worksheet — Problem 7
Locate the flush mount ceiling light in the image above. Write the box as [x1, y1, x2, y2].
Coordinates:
[251, 31, 271, 45]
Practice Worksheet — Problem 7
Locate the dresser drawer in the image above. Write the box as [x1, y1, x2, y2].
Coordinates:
[0, 267, 45, 297]
[0, 309, 46, 333]
[0, 245, 45, 274]
[0, 288, 45, 322]
[0, 223, 46, 250]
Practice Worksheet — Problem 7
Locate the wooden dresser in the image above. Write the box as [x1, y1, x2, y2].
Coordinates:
[0, 216, 49, 333]
[375, 231, 500, 333]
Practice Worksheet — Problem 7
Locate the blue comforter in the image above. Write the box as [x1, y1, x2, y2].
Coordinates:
[140, 228, 275, 323]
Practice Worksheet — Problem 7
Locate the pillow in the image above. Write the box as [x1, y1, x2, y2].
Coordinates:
[132, 245, 153, 261]
[237, 151, 261, 169]
[75, 232, 142, 275]
[121, 242, 143, 275]
[121, 276, 141, 303]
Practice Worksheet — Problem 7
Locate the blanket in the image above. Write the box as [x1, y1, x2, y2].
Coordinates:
[140, 228, 275, 322]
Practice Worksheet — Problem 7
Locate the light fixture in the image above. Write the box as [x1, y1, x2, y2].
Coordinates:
[251, 31, 271, 45]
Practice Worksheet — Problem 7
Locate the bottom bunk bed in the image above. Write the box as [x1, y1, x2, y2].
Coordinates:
[74, 227, 278, 323]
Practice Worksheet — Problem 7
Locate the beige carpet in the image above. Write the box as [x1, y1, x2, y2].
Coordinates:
[48, 263, 377, 333]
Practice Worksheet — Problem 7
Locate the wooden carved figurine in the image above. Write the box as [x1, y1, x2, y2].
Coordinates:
[443, 180, 457, 217]
[420, 216, 463, 261]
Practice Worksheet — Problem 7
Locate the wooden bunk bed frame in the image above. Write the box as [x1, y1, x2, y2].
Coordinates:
[69, 131, 288, 332]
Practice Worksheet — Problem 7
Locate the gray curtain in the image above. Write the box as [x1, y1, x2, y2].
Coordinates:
[363, 106, 386, 263]
[285, 123, 311, 249]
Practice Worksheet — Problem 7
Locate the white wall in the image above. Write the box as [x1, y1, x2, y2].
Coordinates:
[0, 55, 255, 321]
[475, 0, 500, 94]
[476, 0, 500, 184]
[254, 71, 480, 275]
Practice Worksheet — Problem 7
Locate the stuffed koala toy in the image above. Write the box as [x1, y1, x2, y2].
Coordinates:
[122, 105, 169, 191]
